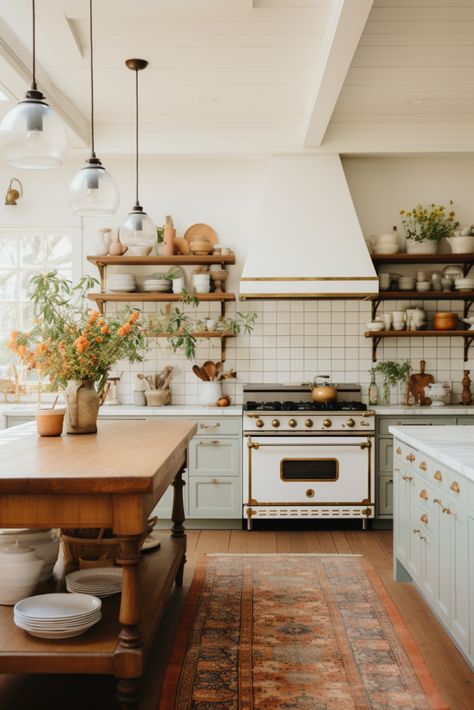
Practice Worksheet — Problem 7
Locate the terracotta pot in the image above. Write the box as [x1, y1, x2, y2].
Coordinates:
[64, 380, 100, 434]
[36, 408, 65, 437]
[433, 312, 458, 331]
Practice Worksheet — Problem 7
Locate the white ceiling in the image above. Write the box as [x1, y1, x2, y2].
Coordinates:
[0, 0, 473, 155]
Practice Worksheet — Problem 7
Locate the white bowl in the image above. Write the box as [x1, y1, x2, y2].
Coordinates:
[416, 281, 431, 292]
[126, 245, 153, 257]
[366, 322, 385, 332]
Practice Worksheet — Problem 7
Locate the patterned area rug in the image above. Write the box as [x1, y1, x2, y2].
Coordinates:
[160, 554, 447, 710]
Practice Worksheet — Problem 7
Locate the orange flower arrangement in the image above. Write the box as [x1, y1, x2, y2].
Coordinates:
[10, 272, 148, 395]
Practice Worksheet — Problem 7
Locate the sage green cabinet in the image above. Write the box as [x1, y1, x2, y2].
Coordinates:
[377, 475, 393, 516]
[188, 476, 241, 518]
[188, 438, 239, 478]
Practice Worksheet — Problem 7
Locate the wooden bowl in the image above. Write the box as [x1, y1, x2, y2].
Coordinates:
[190, 240, 213, 255]
[433, 312, 459, 331]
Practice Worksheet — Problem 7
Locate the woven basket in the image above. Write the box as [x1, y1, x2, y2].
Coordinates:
[60, 518, 157, 566]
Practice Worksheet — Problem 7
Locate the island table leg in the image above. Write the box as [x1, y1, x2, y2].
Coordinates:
[171, 466, 186, 587]
[115, 534, 143, 708]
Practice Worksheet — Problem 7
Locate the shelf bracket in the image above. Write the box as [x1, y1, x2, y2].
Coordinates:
[464, 261, 474, 278]
[463, 299, 474, 318]
[96, 263, 106, 293]
[464, 335, 474, 362]
[371, 336, 382, 362]
[371, 297, 381, 321]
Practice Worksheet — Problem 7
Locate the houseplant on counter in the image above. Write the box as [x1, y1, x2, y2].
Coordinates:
[400, 202, 458, 254]
[374, 360, 412, 406]
[9, 272, 147, 434]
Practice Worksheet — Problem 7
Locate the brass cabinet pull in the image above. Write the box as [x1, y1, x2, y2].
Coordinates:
[406, 453, 416, 462]
[211, 478, 219, 485]
[419, 461, 427, 471]
[402, 475, 413, 481]
[442, 506, 451, 515]
[450, 481, 460, 494]
[199, 422, 220, 429]
[413, 528, 421, 535]
[199, 440, 221, 446]
[396, 447, 402, 455]
[433, 470, 443, 482]
[420, 513, 429, 525]
[419, 489, 428, 500]
[433, 498, 443, 507]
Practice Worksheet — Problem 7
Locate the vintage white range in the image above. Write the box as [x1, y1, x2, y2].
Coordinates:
[243, 384, 375, 529]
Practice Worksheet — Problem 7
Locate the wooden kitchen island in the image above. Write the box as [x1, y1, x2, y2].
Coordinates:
[0, 419, 196, 708]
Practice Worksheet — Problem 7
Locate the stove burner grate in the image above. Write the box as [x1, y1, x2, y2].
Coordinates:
[244, 400, 367, 413]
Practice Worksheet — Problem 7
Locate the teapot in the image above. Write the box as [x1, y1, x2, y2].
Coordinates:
[310, 376, 337, 404]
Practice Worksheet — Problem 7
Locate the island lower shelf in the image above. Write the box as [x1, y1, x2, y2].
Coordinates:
[0, 536, 185, 675]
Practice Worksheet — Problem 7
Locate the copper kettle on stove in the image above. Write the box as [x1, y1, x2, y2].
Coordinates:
[310, 376, 337, 404]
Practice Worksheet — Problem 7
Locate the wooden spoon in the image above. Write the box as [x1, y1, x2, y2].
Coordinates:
[192, 365, 209, 381]
[203, 360, 217, 381]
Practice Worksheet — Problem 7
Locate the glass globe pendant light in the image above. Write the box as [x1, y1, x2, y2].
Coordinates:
[69, 0, 119, 216]
[0, 0, 68, 168]
[121, 59, 155, 246]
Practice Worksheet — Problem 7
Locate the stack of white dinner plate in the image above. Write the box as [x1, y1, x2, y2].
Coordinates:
[142, 278, 171, 293]
[65, 568, 122, 598]
[14, 593, 102, 639]
[107, 273, 136, 292]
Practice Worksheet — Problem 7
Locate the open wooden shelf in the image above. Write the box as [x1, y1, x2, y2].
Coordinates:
[365, 329, 474, 362]
[146, 330, 234, 339]
[372, 290, 474, 301]
[372, 253, 474, 267]
[88, 292, 235, 304]
[0, 536, 184, 675]
[87, 255, 235, 266]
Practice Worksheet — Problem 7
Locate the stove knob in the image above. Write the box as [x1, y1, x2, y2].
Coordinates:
[255, 418, 264, 428]
[288, 418, 298, 428]
[346, 418, 355, 428]
[304, 418, 313, 428]
[322, 418, 332, 428]
[271, 419, 280, 428]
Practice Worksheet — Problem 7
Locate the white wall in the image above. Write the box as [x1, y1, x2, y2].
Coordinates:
[0, 153, 472, 404]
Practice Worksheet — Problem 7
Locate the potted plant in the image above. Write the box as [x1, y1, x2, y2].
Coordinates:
[9, 272, 147, 434]
[400, 202, 458, 254]
[374, 360, 412, 406]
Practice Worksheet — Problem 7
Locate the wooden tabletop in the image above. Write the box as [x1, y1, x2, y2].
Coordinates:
[0, 420, 196, 495]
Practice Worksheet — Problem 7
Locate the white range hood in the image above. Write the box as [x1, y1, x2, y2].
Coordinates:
[239, 155, 378, 299]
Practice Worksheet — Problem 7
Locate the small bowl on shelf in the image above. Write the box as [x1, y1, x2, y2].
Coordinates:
[126, 244, 153, 257]
[433, 312, 459, 331]
[416, 281, 431, 293]
[189, 240, 213, 256]
[454, 278, 474, 291]
[365, 322, 385, 332]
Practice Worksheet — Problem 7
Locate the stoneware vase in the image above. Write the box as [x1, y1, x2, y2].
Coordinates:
[405, 239, 438, 255]
[64, 380, 100, 434]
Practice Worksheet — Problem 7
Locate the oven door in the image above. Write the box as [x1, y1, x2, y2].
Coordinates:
[244, 435, 373, 505]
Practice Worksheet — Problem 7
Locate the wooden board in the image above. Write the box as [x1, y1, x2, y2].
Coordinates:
[409, 360, 434, 406]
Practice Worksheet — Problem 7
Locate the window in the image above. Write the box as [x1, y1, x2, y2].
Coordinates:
[0, 228, 78, 368]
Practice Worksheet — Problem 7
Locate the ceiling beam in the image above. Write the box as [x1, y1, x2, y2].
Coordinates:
[0, 17, 88, 148]
[302, 0, 374, 148]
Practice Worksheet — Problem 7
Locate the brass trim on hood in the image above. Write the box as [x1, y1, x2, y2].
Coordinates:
[240, 276, 378, 281]
[239, 292, 378, 299]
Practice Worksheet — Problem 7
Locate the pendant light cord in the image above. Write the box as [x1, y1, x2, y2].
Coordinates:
[31, 0, 37, 90]
[89, 0, 96, 157]
[135, 68, 139, 206]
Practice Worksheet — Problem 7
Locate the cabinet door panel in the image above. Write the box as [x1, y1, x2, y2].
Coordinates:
[394, 463, 410, 566]
[189, 438, 239, 477]
[377, 438, 393, 473]
[449, 504, 470, 653]
[437, 504, 451, 627]
[188, 477, 241, 518]
[377, 475, 393, 517]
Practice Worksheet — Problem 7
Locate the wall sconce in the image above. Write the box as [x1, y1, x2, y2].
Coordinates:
[5, 178, 23, 206]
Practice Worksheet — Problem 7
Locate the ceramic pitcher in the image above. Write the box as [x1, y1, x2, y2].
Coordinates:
[64, 380, 100, 434]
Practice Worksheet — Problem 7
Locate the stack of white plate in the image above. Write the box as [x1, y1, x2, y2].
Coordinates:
[455, 277, 474, 292]
[14, 593, 102, 639]
[66, 568, 122, 598]
[142, 278, 171, 293]
[107, 273, 136, 292]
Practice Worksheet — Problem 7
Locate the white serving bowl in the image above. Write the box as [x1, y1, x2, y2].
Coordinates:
[416, 281, 431, 292]
[366, 322, 385, 332]
[0, 529, 59, 582]
[126, 244, 153, 257]
[0, 544, 44, 605]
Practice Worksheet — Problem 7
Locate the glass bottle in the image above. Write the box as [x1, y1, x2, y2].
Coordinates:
[368, 369, 379, 406]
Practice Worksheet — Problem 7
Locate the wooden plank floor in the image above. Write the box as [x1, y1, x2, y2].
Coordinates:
[0, 529, 472, 710]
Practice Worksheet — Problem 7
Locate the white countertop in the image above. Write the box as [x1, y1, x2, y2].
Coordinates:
[0, 404, 243, 417]
[389, 425, 474, 481]
[374, 405, 474, 416]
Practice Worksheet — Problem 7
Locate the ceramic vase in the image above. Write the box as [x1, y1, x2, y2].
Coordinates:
[64, 380, 100, 434]
[108, 229, 128, 256]
[405, 240, 438, 255]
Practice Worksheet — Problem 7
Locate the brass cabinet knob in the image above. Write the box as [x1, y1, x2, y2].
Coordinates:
[288, 418, 297, 428]
[419, 461, 427, 471]
[420, 513, 429, 525]
[255, 418, 264, 428]
[433, 470, 443, 482]
[419, 489, 428, 500]
[304, 418, 313, 428]
[450, 481, 460, 494]
[322, 418, 332, 428]
[271, 419, 280, 428]
[396, 447, 402, 455]
[346, 418, 355, 428]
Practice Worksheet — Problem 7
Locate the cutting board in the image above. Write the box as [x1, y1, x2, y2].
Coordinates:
[408, 360, 434, 405]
